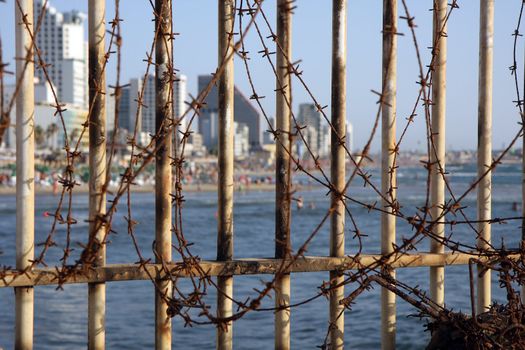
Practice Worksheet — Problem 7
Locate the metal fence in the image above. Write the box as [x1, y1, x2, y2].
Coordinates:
[2, 0, 523, 349]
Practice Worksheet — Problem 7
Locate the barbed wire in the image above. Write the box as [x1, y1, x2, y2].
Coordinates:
[1, 0, 525, 348]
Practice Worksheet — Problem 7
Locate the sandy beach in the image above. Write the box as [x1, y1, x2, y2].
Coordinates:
[0, 182, 280, 196]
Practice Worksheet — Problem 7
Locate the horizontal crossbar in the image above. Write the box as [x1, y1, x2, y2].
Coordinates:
[0, 252, 515, 288]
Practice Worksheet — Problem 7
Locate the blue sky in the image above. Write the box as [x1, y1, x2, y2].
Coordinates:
[1, 0, 523, 151]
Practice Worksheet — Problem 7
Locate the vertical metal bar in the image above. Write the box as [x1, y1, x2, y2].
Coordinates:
[477, 0, 494, 314]
[88, 1, 107, 348]
[329, 1, 346, 349]
[381, 0, 397, 348]
[217, 1, 234, 349]
[275, 1, 292, 349]
[430, 0, 447, 308]
[521, 0, 525, 306]
[155, 0, 172, 348]
[15, 1, 34, 349]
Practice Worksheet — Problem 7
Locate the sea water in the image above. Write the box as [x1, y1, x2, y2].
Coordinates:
[0, 163, 521, 349]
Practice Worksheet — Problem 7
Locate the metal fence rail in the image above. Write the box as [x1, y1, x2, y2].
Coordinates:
[2, 0, 518, 349]
[0, 253, 518, 288]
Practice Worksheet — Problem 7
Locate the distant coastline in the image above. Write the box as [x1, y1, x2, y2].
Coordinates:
[0, 182, 280, 196]
[1, 158, 522, 198]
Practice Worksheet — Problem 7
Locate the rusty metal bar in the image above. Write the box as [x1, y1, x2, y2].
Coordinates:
[1, 253, 516, 288]
[275, 0, 292, 349]
[15, 0, 35, 348]
[477, 0, 494, 314]
[217, 1, 235, 349]
[88, 1, 107, 348]
[329, 0, 346, 349]
[155, 0, 173, 348]
[520, 28, 525, 307]
[522, 0, 525, 307]
[430, 0, 447, 308]
[381, 0, 397, 348]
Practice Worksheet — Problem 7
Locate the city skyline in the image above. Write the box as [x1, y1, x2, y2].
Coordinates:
[0, 1, 523, 151]
[2, 0, 358, 159]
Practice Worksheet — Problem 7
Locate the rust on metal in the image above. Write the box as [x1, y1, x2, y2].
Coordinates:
[476, 0, 494, 314]
[1, 253, 519, 288]
[430, 0, 448, 308]
[275, 0, 293, 349]
[217, 1, 235, 349]
[155, 0, 173, 348]
[381, 0, 397, 348]
[88, 0, 107, 348]
[329, 0, 347, 349]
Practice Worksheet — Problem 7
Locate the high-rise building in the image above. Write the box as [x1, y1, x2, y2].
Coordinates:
[234, 122, 250, 158]
[117, 74, 187, 137]
[174, 75, 188, 131]
[133, 76, 153, 134]
[298, 104, 322, 132]
[117, 87, 132, 131]
[262, 117, 275, 145]
[346, 122, 353, 153]
[318, 124, 330, 157]
[200, 111, 219, 151]
[105, 90, 115, 132]
[299, 125, 319, 159]
[198, 75, 261, 150]
[297, 103, 325, 157]
[296, 103, 351, 158]
[34, 0, 88, 108]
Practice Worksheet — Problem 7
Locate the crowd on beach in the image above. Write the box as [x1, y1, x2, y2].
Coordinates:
[0, 160, 278, 193]
[0, 169, 62, 193]
[0, 170, 59, 188]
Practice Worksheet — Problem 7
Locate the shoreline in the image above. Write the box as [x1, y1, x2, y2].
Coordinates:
[0, 182, 281, 196]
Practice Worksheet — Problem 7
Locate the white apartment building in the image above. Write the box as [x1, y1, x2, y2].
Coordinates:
[346, 122, 353, 153]
[297, 103, 327, 157]
[174, 74, 188, 131]
[234, 122, 249, 158]
[34, 0, 88, 108]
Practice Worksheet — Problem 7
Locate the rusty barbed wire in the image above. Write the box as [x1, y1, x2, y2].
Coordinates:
[2, 0, 525, 348]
